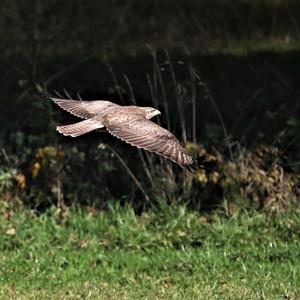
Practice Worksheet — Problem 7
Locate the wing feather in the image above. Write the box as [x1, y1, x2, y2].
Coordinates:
[160, 143, 173, 156]
[103, 115, 195, 168]
[51, 98, 119, 119]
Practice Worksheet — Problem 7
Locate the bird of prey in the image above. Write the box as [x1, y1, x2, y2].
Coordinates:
[51, 97, 199, 171]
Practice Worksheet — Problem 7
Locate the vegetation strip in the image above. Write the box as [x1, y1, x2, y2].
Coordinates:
[0, 204, 299, 299]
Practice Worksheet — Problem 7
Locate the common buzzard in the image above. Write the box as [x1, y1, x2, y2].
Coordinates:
[51, 97, 199, 171]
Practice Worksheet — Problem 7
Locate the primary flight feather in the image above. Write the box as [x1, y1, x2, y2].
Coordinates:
[51, 97, 199, 171]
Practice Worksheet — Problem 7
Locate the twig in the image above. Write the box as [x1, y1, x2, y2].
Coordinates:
[44, 55, 92, 87]
[123, 74, 136, 105]
[230, 88, 263, 137]
[196, 73, 232, 159]
[152, 50, 170, 130]
[271, 128, 288, 147]
[187, 50, 197, 143]
[100, 144, 150, 202]
[1, 148, 10, 164]
[147, 74, 160, 125]
[104, 57, 124, 105]
[273, 134, 300, 167]
[165, 50, 187, 141]
[147, 69, 164, 168]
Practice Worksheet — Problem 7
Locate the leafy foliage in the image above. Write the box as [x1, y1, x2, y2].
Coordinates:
[1, 138, 299, 212]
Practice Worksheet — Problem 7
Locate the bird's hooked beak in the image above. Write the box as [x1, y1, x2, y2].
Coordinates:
[146, 108, 161, 119]
[154, 109, 161, 116]
[151, 109, 161, 119]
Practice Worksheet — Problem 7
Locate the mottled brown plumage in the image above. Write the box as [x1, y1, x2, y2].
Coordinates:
[51, 97, 198, 170]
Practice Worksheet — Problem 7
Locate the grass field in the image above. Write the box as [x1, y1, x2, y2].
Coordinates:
[0, 203, 299, 299]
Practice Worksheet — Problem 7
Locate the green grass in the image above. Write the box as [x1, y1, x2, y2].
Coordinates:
[0, 203, 299, 299]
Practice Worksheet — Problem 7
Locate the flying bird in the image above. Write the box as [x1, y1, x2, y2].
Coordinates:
[51, 97, 199, 171]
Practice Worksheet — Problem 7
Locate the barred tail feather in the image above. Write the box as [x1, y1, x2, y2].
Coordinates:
[56, 119, 103, 137]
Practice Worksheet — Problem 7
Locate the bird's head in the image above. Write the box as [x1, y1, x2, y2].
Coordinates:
[143, 107, 161, 119]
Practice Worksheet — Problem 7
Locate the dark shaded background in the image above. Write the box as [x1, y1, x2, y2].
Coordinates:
[0, 0, 299, 209]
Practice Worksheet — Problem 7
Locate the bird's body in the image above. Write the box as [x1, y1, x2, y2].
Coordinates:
[51, 97, 198, 170]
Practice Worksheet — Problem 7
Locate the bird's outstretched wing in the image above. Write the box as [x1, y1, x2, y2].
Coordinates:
[50, 98, 119, 119]
[103, 113, 196, 169]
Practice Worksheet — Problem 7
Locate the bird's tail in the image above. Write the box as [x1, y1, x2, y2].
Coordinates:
[57, 119, 103, 137]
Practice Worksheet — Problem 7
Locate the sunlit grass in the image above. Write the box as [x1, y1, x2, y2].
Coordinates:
[204, 35, 300, 56]
[0, 203, 299, 299]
